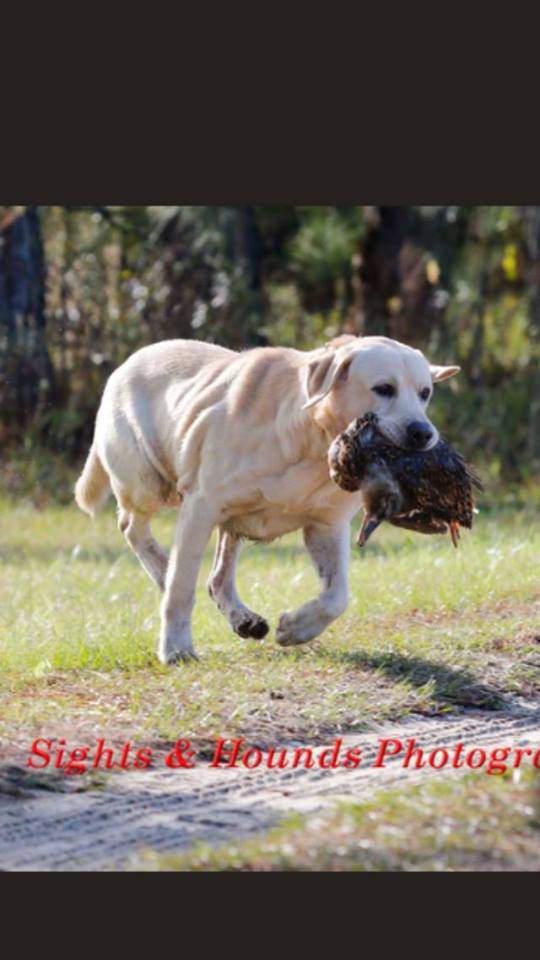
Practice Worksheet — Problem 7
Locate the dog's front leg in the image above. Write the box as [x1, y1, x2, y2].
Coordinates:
[276, 522, 350, 647]
[158, 493, 218, 664]
[208, 528, 270, 639]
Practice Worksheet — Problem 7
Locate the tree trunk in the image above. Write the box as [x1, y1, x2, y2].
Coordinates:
[0, 207, 52, 444]
[520, 206, 540, 464]
[233, 206, 267, 346]
[350, 206, 450, 347]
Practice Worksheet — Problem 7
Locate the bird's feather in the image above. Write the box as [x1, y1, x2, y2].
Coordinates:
[328, 414, 483, 546]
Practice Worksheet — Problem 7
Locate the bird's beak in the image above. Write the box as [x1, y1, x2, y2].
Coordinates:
[357, 515, 381, 547]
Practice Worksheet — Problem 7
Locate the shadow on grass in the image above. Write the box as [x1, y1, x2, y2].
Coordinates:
[319, 647, 506, 710]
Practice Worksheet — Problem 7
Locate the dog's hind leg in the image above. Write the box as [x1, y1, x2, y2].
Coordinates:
[207, 528, 269, 640]
[119, 508, 170, 592]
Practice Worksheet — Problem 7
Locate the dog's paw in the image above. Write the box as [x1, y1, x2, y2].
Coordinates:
[233, 612, 269, 640]
[157, 644, 199, 665]
[276, 612, 314, 647]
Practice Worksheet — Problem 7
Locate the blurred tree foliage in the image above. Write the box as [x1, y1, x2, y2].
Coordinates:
[1, 205, 539, 483]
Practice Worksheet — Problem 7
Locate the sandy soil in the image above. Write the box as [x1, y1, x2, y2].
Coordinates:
[1, 698, 540, 871]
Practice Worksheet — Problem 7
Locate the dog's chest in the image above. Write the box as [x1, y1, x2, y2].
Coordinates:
[221, 463, 362, 542]
[222, 512, 306, 541]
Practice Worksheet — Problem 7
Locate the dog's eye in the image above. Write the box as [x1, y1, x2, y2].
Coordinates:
[419, 388, 431, 402]
[373, 383, 396, 398]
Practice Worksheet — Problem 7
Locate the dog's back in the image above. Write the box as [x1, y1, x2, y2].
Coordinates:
[75, 339, 236, 516]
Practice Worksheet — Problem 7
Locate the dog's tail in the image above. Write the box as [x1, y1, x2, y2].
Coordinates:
[74, 444, 110, 517]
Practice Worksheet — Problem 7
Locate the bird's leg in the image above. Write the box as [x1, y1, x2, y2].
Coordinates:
[449, 521, 460, 548]
[357, 466, 402, 547]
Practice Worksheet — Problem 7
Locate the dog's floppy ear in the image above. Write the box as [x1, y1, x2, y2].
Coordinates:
[430, 364, 460, 383]
[302, 349, 354, 409]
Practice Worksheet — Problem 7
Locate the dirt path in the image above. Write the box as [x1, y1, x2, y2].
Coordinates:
[2, 701, 540, 871]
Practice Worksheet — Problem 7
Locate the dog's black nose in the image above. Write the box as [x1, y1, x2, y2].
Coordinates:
[406, 420, 433, 450]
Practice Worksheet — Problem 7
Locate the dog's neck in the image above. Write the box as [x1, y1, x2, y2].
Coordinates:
[273, 385, 352, 469]
[309, 402, 349, 450]
[291, 409, 347, 474]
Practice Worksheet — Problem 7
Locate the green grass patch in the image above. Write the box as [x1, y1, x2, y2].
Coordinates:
[1, 498, 540, 753]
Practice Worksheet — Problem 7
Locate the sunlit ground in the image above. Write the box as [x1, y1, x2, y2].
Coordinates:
[1, 497, 540, 754]
[135, 769, 540, 872]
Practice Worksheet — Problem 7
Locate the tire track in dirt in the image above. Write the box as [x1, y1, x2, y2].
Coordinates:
[1, 701, 540, 871]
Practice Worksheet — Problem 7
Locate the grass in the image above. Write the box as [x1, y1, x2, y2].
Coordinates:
[134, 770, 540, 871]
[1, 496, 540, 756]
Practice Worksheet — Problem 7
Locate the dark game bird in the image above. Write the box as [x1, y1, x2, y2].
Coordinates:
[328, 413, 483, 548]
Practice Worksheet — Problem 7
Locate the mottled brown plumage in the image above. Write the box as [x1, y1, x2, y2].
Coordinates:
[328, 413, 483, 547]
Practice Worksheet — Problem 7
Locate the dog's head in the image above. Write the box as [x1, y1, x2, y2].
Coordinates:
[302, 335, 459, 450]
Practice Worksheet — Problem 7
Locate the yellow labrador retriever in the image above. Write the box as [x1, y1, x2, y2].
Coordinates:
[75, 335, 459, 663]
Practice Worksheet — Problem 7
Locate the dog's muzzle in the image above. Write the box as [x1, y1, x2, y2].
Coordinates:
[405, 420, 433, 450]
